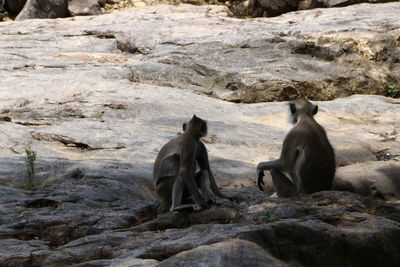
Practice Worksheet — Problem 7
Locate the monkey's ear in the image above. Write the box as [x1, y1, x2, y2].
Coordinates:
[312, 105, 318, 115]
[289, 103, 296, 114]
[182, 123, 187, 131]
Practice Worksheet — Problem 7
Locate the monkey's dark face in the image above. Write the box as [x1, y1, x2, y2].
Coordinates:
[185, 115, 208, 137]
[288, 99, 318, 124]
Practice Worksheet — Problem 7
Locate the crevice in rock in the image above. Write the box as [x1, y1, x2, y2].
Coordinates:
[31, 132, 126, 151]
[32, 132, 92, 150]
[289, 40, 339, 61]
[13, 120, 51, 126]
[116, 37, 153, 55]
[83, 30, 117, 39]
[25, 198, 60, 208]
[375, 149, 398, 161]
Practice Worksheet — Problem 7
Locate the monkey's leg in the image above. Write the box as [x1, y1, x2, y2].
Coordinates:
[171, 176, 203, 212]
[170, 176, 184, 212]
[257, 159, 283, 191]
[155, 176, 174, 213]
[270, 169, 297, 198]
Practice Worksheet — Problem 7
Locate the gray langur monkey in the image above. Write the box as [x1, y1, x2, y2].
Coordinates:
[153, 115, 232, 212]
[257, 99, 336, 197]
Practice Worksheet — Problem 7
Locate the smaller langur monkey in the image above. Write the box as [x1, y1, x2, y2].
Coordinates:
[153, 115, 232, 212]
[257, 99, 336, 197]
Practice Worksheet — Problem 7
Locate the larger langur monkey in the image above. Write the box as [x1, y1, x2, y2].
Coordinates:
[257, 99, 336, 197]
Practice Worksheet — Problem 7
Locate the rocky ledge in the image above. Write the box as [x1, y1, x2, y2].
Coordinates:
[0, 3, 399, 266]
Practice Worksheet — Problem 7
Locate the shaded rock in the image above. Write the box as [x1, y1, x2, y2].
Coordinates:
[158, 239, 288, 267]
[249, 0, 299, 17]
[16, 0, 68, 21]
[334, 160, 400, 200]
[242, 191, 400, 267]
[132, 205, 239, 232]
[3, 0, 26, 16]
[68, 0, 106, 16]
[73, 257, 159, 267]
[2, 186, 399, 266]
[0, 239, 49, 266]
[298, 0, 396, 10]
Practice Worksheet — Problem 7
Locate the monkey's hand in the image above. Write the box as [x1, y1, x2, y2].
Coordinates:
[257, 169, 265, 191]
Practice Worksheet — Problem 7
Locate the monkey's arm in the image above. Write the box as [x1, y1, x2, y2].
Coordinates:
[208, 171, 229, 199]
[180, 145, 207, 208]
[256, 159, 283, 191]
[257, 159, 283, 171]
[197, 142, 230, 199]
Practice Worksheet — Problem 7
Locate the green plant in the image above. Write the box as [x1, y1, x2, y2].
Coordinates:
[253, 210, 279, 224]
[387, 84, 400, 98]
[25, 148, 37, 190]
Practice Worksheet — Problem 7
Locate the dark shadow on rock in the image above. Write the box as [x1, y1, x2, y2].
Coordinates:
[25, 198, 59, 208]
[132, 203, 240, 232]
[0, 155, 158, 249]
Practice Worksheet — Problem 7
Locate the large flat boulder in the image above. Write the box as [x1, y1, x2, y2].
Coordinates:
[0, 3, 399, 266]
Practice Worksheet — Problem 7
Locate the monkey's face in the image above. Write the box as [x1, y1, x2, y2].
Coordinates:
[288, 99, 318, 124]
[186, 115, 208, 137]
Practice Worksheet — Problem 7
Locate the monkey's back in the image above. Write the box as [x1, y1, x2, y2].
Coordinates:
[153, 137, 181, 182]
[283, 118, 336, 193]
[153, 134, 197, 183]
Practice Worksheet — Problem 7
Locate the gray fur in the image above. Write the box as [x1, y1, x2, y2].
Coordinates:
[257, 99, 336, 197]
[153, 115, 230, 212]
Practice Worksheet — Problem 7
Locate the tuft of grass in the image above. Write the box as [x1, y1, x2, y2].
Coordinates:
[386, 84, 400, 98]
[253, 209, 279, 224]
[25, 148, 37, 191]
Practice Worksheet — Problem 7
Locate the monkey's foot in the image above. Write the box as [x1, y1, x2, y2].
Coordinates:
[208, 197, 232, 205]
[227, 196, 239, 203]
[208, 197, 223, 205]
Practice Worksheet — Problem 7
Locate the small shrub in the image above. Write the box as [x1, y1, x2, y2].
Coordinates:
[253, 209, 279, 224]
[386, 84, 400, 98]
[25, 148, 37, 190]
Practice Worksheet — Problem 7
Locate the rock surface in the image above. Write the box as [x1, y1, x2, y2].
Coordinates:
[334, 160, 400, 200]
[98, 3, 400, 102]
[0, 3, 399, 266]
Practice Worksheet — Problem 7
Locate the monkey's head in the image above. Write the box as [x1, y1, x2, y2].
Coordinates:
[288, 99, 318, 124]
[183, 115, 208, 138]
